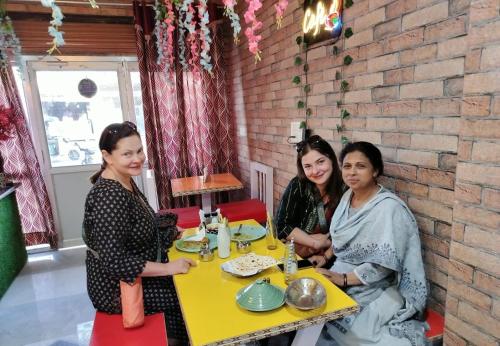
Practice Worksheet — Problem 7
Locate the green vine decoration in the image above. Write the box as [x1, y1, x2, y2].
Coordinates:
[345, 27, 353, 38]
[336, 4, 355, 146]
[292, 35, 310, 136]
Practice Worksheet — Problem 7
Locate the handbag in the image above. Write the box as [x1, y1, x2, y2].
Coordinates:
[82, 230, 146, 328]
[120, 277, 145, 328]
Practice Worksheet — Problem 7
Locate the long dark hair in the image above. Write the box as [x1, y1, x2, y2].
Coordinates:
[339, 141, 384, 178]
[296, 135, 344, 209]
[89, 121, 141, 184]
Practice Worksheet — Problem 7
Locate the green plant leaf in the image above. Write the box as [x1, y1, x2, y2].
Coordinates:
[294, 56, 303, 66]
[344, 0, 353, 8]
[335, 71, 341, 80]
[299, 121, 307, 129]
[344, 55, 353, 65]
[341, 109, 351, 119]
[336, 100, 342, 107]
[332, 46, 339, 55]
[345, 27, 353, 38]
[292, 76, 301, 85]
[303, 84, 311, 93]
[341, 136, 350, 145]
[336, 124, 344, 133]
[303, 63, 309, 72]
[306, 108, 312, 116]
[296, 36, 303, 45]
[297, 100, 305, 108]
[341, 80, 350, 92]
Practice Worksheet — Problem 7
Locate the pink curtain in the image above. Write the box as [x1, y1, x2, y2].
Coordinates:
[0, 63, 57, 247]
[134, 2, 236, 210]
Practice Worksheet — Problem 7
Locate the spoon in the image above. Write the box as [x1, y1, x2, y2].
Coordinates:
[234, 224, 243, 237]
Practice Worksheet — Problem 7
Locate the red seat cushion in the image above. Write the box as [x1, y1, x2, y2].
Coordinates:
[160, 206, 200, 229]
[90, 312, 167, 346]
[425, 308, 444, 340]
[216, 199, 267, 224]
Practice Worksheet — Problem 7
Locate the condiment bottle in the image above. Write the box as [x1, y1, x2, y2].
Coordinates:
[284, 239, 298, 284]
[217, 218, 231, 258]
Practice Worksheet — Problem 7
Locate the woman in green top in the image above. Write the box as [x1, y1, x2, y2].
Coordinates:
[275, 135, 344, 267]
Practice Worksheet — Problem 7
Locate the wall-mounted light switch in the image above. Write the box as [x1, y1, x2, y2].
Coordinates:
[289, 121, 304, 144]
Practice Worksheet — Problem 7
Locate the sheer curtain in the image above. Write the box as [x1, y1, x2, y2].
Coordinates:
[133, 2, 236, 210]
[0, 63, 57, 247]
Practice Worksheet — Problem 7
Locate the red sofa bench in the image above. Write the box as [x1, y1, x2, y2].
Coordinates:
[425, 308, 444, 345]
[90, 312, 167, 346]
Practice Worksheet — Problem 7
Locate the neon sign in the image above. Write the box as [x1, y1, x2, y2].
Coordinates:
[302, 0, 343, 44]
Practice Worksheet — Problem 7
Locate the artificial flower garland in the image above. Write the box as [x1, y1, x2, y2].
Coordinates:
[274, 0, 288, 29]
[222, 0, 241, 44]
[154, 0, 176, 78]
[0, 15, 22, 69]
[197, 0, 213, 73]
[175, 2, 188, 70]
[186, 1, 200, 76]
[40, 0, 65, 54]
[244, 0, 263, 63]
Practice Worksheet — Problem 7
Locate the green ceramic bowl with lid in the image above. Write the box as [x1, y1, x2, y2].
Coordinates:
[236, 279, 285, 312]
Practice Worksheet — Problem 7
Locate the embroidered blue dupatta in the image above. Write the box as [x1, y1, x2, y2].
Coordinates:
[329, 186, 428, 345]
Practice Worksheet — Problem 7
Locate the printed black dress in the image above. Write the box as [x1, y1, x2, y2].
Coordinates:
[83, 177, 188, 344]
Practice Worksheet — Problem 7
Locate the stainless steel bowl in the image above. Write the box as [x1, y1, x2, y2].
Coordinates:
[236, 240, 252, 254]
[285, 277, 326, 310]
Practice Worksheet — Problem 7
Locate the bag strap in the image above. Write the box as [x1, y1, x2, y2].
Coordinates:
[133, 184, 162, 263]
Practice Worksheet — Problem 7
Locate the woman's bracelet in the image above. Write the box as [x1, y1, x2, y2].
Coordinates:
[343, 273, 348, 288]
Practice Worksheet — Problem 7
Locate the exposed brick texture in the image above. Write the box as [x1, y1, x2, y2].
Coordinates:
[227, 0, 500, 342]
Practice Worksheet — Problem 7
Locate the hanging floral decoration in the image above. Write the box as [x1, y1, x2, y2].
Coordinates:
[222, 0, 241, 44]
[40, 0, 65, 55]
[154, 2, 168, 66]
[244, 0, 263, 63]
[186, 2, 200, 76]
[88, 0, 99, 8]
[0, 106, 18, 142]
[154, 0, 176, 77]
[0, 15, 22, 69]
[198, 0, 213, 73]
[175, 1, 188, 70]
[274, 0, 288, 29]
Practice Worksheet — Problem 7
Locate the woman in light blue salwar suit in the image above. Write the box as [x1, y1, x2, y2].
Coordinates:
[316, 142, 428, 346]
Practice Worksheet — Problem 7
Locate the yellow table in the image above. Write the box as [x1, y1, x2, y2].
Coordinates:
[169, 219, 358, 346]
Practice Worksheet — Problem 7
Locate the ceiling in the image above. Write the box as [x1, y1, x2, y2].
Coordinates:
[6, 0, 223, 19]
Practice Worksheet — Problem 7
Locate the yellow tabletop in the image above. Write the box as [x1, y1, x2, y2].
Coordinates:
[169, 219, 358, 346]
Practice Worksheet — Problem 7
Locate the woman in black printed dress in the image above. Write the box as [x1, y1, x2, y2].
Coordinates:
[83, 121, 195, 345]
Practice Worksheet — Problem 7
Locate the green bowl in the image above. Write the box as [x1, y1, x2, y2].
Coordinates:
[236, 279, 285, 312]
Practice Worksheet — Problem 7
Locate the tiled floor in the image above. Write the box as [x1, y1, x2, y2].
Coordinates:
[0, 246, 95, 346]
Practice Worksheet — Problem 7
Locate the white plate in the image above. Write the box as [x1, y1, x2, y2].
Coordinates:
[220, 253, 278, 277]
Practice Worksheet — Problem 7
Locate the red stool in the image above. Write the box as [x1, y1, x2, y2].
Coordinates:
[216, 199, 267, 224]
[425, 308, 444, 345]
[90, 312, 167, 346]
[159, 207, 200, 229]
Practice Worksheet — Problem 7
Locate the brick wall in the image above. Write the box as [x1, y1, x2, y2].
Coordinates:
[443, 1, 500, 345]
[226, 0, 499, 343]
